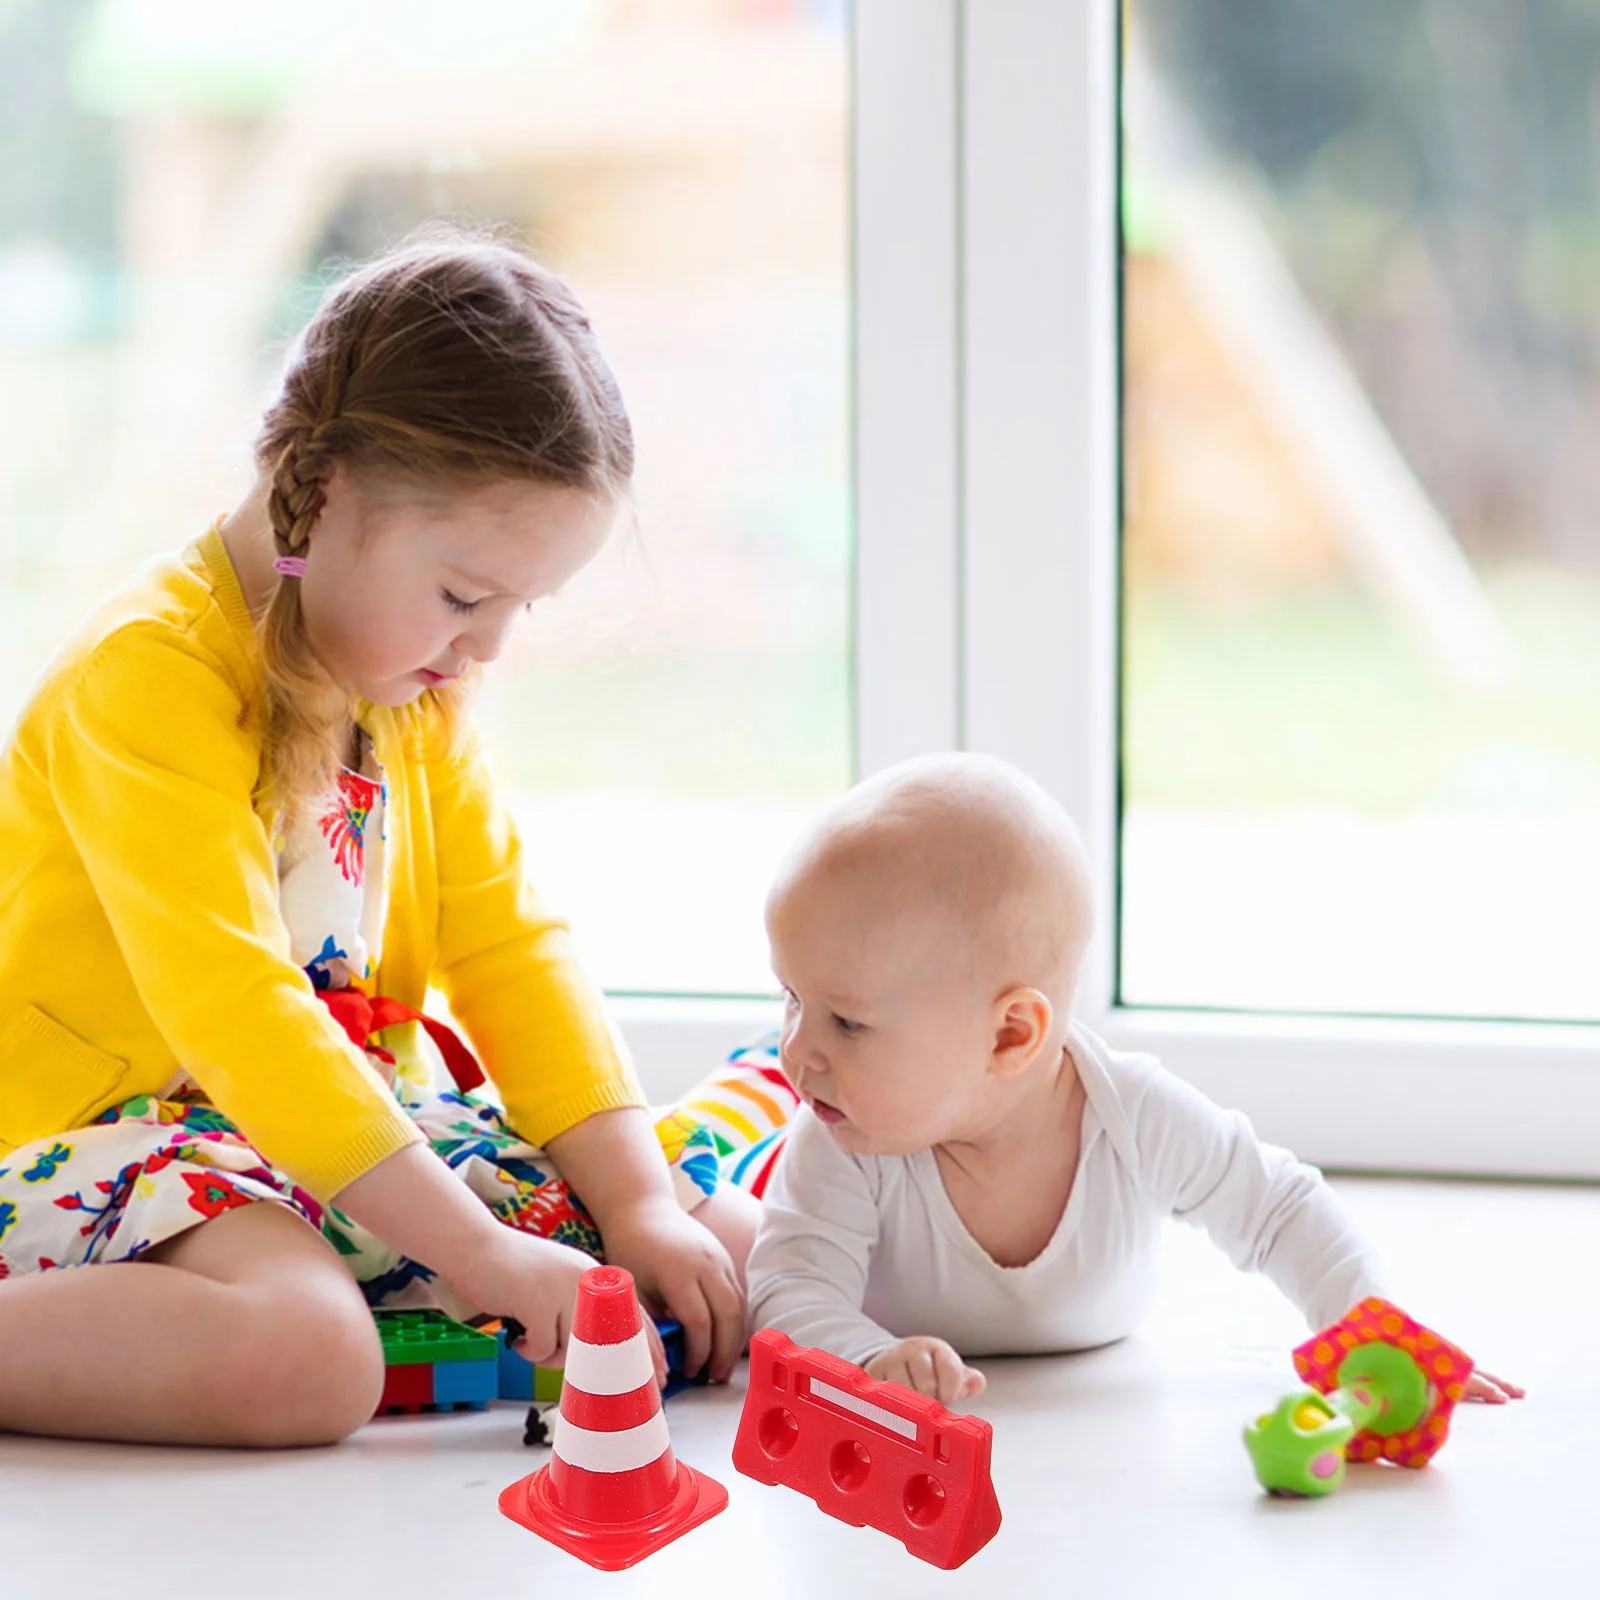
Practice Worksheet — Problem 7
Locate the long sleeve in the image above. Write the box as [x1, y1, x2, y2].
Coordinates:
[746, 1108, 899, 1368]
[1132, 1063, 1382, 1331]
[424, 722, 645, 1148]
[49, 623, 422, 1199]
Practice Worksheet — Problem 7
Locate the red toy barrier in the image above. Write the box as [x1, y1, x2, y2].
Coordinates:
[733, 1330, 1001, 1570]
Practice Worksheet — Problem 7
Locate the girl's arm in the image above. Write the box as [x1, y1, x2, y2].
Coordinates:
[332, 1141, 664, 1380]
[422, 722, 745, 1377]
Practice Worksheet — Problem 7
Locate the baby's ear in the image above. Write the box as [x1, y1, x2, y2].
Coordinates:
[989, 987, 1053, 1076]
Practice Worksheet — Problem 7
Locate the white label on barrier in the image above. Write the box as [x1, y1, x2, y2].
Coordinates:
[808, 1378, 919, 1442]
[562, 1329, 655, 1395]
[553, 1410, 673, 1474]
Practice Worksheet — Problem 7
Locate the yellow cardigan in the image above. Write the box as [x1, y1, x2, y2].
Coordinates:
[0, 526, 645, 1198]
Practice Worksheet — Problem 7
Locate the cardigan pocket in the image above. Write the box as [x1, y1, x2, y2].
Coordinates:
[0, 1004, 132, 1153]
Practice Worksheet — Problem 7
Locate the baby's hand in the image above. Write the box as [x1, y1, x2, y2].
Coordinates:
[865, 1337, 986, 1409]
[1463, 1368, 1525, 1404]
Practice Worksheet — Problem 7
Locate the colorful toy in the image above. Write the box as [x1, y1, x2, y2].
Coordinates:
[499, 1265, 728, 1571]
[483, 1319, 565, 1405]
[371, 1301, 712, 1429]
[372, 1309, 499, 1415]
[488, 1313, 707, 1406]
[733, 1329, 1001, 1570]
[1243, 1296, 1475, 1497]
[655, 1319, 708, 1399]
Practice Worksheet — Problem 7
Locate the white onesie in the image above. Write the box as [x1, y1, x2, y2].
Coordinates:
[746, 1020, 1381, 1368]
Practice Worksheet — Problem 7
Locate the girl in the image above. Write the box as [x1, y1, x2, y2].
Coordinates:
[0, 228, 759, 1448]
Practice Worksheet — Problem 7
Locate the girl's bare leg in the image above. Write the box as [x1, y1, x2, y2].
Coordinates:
[0, 1202, 383, 1448]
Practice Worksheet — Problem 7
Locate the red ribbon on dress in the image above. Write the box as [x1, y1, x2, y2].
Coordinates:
[314, 988, 486, 1095]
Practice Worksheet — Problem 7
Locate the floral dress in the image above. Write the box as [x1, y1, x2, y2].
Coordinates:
[0, 730, 794, 1308]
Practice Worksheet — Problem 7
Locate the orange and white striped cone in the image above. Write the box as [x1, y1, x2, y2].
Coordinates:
[498, 1264, 727, 1570]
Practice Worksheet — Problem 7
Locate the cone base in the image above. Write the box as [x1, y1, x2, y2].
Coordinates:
[498, 1459, 728, 1572]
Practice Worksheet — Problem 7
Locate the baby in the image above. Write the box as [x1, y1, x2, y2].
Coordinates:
[746, 753, 1521, 1408]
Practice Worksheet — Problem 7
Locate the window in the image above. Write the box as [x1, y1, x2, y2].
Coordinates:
[874, 0, 1600, 1177]
[1, 0, 850, 1001]
[16, 1, 1599, 1165]
[1122, 0, 1600, 1025]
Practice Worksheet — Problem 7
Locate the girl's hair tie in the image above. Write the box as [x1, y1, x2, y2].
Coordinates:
[273, 555, 309, 578]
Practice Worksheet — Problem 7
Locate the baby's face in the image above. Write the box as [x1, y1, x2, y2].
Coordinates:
[766, 870, 999, 1157]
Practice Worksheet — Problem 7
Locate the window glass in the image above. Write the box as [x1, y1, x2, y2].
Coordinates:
[1122, 2, 1600, 1019]
[0, 0, 851, 995]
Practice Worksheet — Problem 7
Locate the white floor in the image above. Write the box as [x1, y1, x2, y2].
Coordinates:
[3, 1174, 1592, 1600]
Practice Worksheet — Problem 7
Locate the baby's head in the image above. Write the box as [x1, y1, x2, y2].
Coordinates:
[251, 224, 632, 822]
[765, 753, 1094, 1156]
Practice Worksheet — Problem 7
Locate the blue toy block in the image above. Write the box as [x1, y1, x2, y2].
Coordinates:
[656, 1318, 695, 1398]
[497, 1329, 535, 1402]
[491, 1313, 708, 1405]
[658, 1318, 685, 1375]
[431, 1356, 497, 1410]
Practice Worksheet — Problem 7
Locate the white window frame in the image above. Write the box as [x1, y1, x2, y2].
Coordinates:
[618, 0, 1600, 1180]
[613, 0, 963, 1101]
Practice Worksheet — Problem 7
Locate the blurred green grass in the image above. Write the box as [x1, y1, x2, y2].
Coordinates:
[1123, 561, 1600, 814]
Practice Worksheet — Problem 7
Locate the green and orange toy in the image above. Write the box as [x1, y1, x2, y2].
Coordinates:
[1243, 1297, 1475, 1497]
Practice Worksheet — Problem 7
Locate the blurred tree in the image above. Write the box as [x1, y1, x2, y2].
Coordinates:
[1134, 0, 1600, 563]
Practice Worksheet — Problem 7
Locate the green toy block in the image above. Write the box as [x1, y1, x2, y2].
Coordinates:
[374, 1308, 497, 1367]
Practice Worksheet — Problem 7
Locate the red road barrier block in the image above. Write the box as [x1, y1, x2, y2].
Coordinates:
[733, 1329, 1001, 1570]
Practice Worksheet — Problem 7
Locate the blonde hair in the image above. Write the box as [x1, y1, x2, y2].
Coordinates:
[251, 225, 633, 833]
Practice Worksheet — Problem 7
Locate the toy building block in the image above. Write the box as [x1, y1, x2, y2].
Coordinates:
[432, 1356, 498, 1410]
[489, 1322, 534, 1401]
[377, 1362, 433, 1415]
[499, 1266, 727, 1570]
[487, 1314, 705, 1406]
[481, 1319, 564, 1403]
[371, 1308, 498, 1417]
[733, 1329, 1002, 1571]
[656, 1319, 712, 1399]
[1243, 1296, 1475, 1497]
[375, 1308, 498, 1367]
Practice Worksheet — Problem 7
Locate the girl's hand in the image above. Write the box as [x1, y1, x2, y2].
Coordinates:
[446, 1226, 666, 1382]
[866, 1337, 986, 1409]
[1463, 1369, 1525, 1404]
[599, 1198, 746, 1385]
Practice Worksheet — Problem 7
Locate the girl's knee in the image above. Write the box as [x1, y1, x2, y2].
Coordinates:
[226, 1277, 385, 1448]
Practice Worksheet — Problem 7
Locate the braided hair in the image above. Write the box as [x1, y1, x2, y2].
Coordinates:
[249, 224, 634, 835]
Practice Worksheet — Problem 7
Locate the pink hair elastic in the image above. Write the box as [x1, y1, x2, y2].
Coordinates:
[273, 555, 309, 578]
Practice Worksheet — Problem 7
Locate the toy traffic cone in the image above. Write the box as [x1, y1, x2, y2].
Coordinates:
[498, 1265, 727, 1570]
